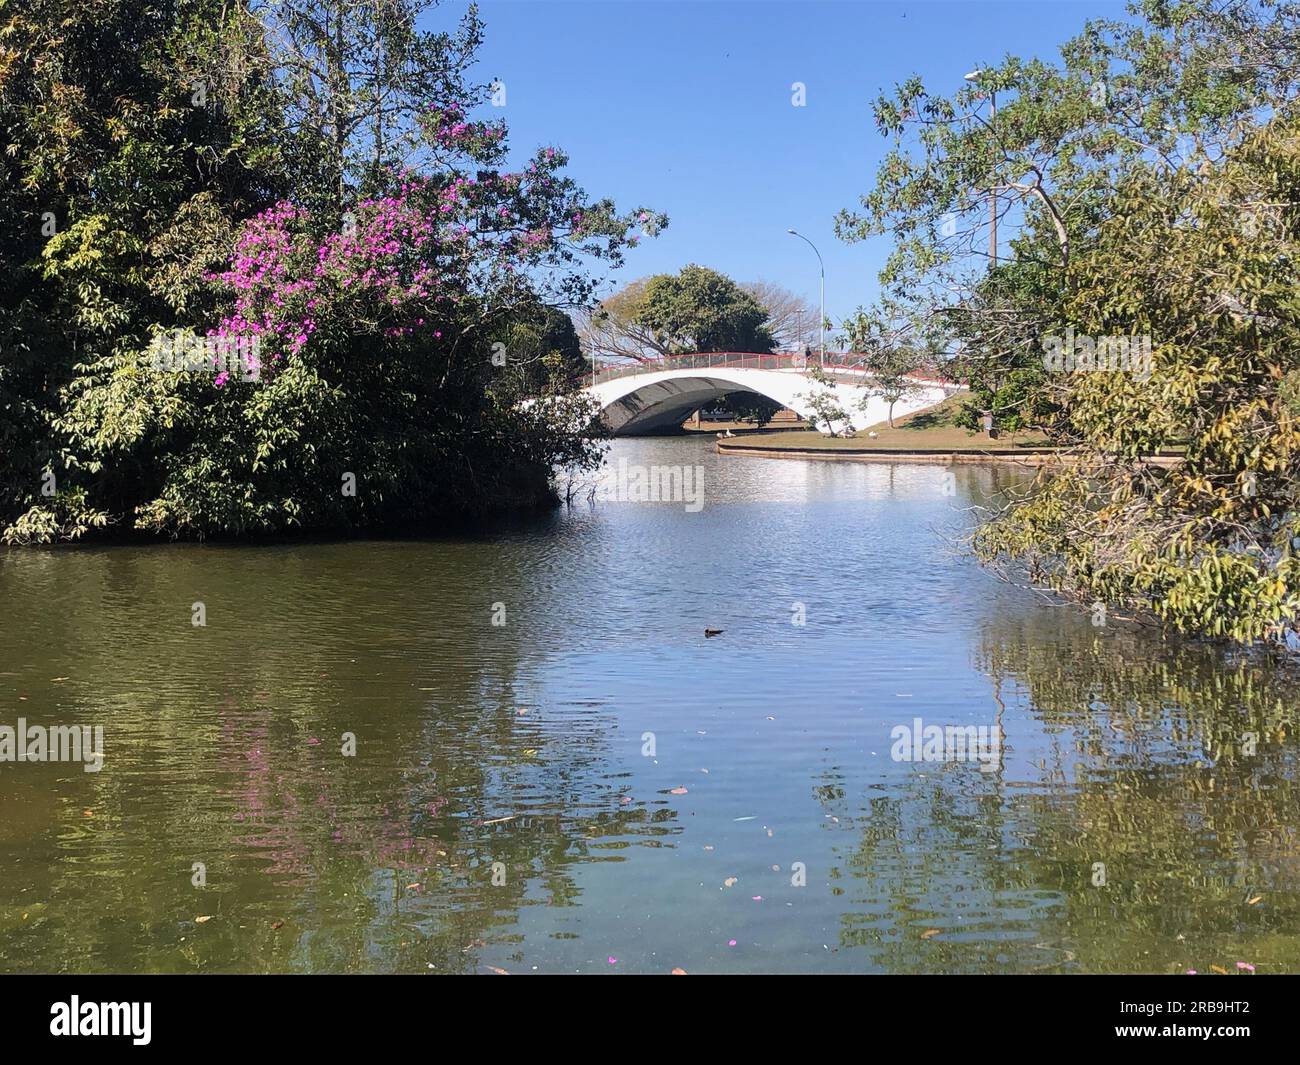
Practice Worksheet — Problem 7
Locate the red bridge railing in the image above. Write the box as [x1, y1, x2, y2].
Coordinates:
[589, 351, 960, 388]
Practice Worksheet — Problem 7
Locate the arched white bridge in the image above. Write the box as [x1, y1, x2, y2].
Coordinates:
[585, 352, 962, 435]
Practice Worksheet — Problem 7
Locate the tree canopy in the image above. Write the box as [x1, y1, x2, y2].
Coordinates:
[0, 0, 661, 542]
[580, 265, 780, 360]
[841, 0, 1300, 641]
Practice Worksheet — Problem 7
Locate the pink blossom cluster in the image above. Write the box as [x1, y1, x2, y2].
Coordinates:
[426, 105, 506, 150]
[204, 118, 638, 386]
[208, 176, 497, 378]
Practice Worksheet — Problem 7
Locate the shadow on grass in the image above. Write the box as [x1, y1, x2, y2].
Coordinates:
[896, 408, 951, 432]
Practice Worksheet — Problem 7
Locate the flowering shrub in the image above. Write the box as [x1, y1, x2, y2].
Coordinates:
[0, 0, 663, 543]
[124, 115, 662, 536]
[204, 113, 662, 387]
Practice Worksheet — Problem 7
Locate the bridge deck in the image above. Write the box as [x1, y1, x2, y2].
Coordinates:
[589, 351, 957, 388]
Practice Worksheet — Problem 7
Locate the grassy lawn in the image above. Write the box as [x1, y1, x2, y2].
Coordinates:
[718, 395, 1054, 451]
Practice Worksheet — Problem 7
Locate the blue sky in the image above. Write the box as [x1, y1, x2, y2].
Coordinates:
[458, 0, 1128, 339]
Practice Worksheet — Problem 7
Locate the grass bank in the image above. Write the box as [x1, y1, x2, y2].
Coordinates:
[718, 396, 1052, 454]
[714, 396, 1184, 466]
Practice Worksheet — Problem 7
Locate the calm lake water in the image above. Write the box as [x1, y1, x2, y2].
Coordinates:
[2, 435, 1298, 974]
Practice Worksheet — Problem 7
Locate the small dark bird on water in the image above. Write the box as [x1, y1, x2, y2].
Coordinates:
[704, 628, 723, 638]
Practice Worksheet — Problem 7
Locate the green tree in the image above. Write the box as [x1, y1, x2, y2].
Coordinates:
[947, 268, 1061, 433]
[839, 0, 1300, 641]
[976, 110, 1300, 642]
[836, 0, 1296, 431]
[637, 264, 774, 354]
[582, 274, 809, 362]
[491, 303, 587, 395]
[257, 0, 486, 217]
[0, 0, 659, 542]
[0, 0, 287, 541]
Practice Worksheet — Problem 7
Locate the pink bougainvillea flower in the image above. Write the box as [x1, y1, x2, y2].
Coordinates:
[205, 135, 647, 379]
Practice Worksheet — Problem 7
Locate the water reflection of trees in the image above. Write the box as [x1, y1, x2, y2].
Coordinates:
[0, 543, 672, 974]
[829, 610, 1300, 974]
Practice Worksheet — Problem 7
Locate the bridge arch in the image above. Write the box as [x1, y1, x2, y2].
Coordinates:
[591, 370, 819, 435]
[584, 353, 958, 436]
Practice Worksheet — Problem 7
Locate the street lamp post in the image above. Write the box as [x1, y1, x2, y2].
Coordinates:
[964, 69, 997, 268]
[787, 229, 824, 367]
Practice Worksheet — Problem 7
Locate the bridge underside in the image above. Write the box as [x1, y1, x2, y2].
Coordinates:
[600, 376, 772, 436]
